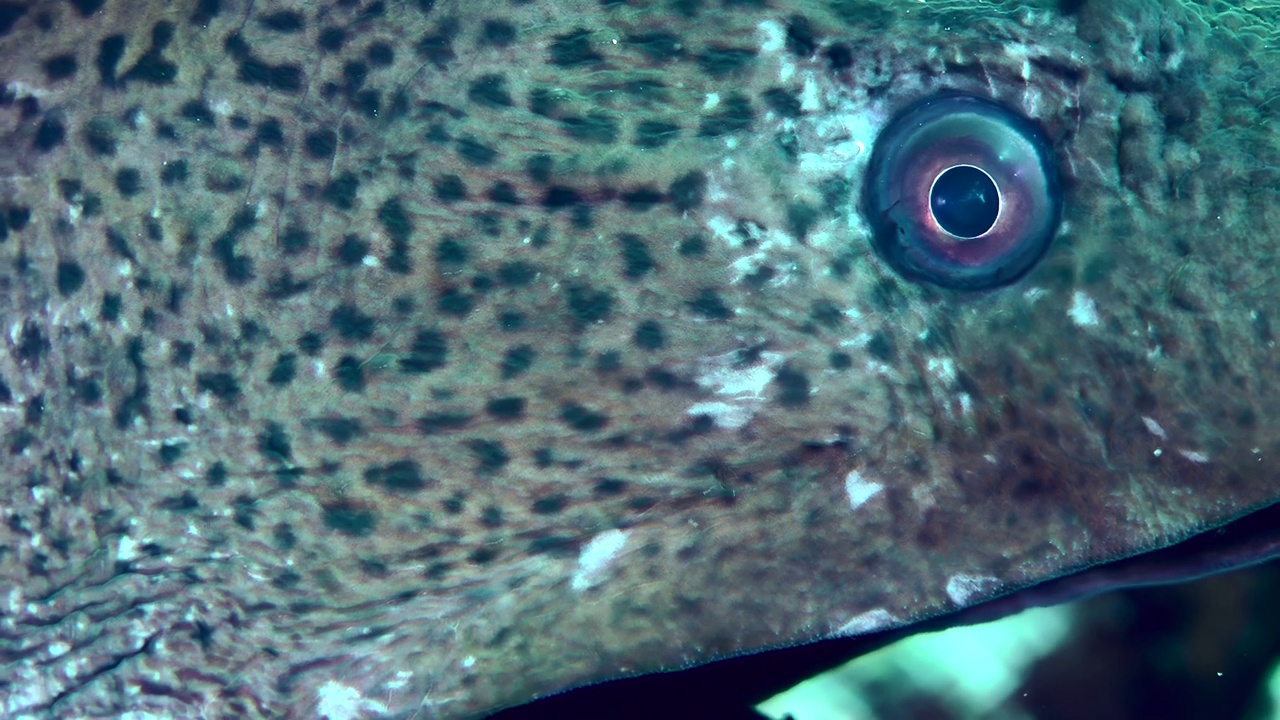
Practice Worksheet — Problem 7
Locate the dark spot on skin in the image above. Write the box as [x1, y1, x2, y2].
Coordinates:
[433, 174, 467, 203]
[367, 42, 394, 67]
[531, 495, 568, 515]
[238, 57, 304, 93]
[456, 136, 498, 166]
[197, 372, 240, 402]
[618, 234, 655, 279]
[343, 61, 368, 93]
[8, 207, 29, 231]
[416, 18, 459, 67]
[500, 345, 535, 379]
[526, 154, 554, 183]
[34, 117, 66, 152]
[318, 27, 346, 52]
[634, 120, 680, 149]
[114, 167, 143, 197]
[549, 29, 602, 67]
[402, 329, 448, 374]
[267, 352, 297, 386]
[43, 54, 77, 81]
[560, 403, 609, 432]
[480, 506, 505, 528]
[669, 172, 706, 212]
[330, 304, 375, 341]
[497, 261, 537, 287]
[256, 118, 285, 149]
[762, 87, 802, 118]
[697, 46, 756, 77]
[24, 394, 43, 426]
[366, 459, 428, 491]
[334, 355, 365, 392]
[437, 288, 475, 317]
[469, 547, 499, 565]
[487, 182, 521, 205]
[787, 202, 819, 239]
[335, 234, 369, 266]
[678, 235, 708, 257]
[480, 19, 516, 46]
[865, 331, 897, 361]
[699, 94, 754, 137]
[418, 412, 471, 435]
[542, 186, 579, 209]
[56, 261, 86, 297]
[621, 188, 662, 212]
[304, 129, 337, 159]
[353, 89, 380, 118]
[160, 159, 189, 185]
[634, 320, 666, 351]
[323, 504, 377, 537]
[826, 43, 854, 71]
[809, 299, 844, 329]
[468, 73, 513, 107]
[689, 288, 731, 320]
[205, 461, 227, 487]
[466, 439, 510, 473]
[561, 113, 618, 144]
[159, 490, 200, 512]
[180, 99, 215, 126]
[258, 422, 292, 461]
[323, 172, 359, 209]
[436, 237, 469, 266]
[593, 477, 627, 495]
[485, 396, 526, 419]
[312, 416, 364, 444]
[785, 15, 816, 57]
[0, 4, 27, 37]
[499, 311, 525, 332]
[627, 31, 683, 62]
[96, 34, 126, 87]
[774, 364, 811, 407]
[566, 283, 613, 325]
[171, 341, 194, 367]
[298, 332, 323, 356]
[279, 225, 312, 255]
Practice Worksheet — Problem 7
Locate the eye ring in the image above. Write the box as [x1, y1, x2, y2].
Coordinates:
[862, 93, 1062, 291]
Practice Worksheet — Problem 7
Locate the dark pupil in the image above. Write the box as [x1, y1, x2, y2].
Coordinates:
[930, 165, 999, 239]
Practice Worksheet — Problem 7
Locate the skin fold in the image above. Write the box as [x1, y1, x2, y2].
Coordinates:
[1, 0, 1278, 717]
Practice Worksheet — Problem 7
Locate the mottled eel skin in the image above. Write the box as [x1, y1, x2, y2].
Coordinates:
[1, 0, 1279, 717]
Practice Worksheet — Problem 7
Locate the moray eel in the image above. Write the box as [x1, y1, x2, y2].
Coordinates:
[2, 0, 1279, 717]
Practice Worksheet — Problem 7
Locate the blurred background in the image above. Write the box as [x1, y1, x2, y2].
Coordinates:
[494, 503, 1280, 720]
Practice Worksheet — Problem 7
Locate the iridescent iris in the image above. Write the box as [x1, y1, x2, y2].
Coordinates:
[862, 94, 1062, 291]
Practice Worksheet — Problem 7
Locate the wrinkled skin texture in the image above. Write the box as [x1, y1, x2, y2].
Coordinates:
[2, 0, 1279, 717]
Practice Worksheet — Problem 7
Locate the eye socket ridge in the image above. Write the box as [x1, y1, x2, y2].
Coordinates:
[863, 93, 1062, 291]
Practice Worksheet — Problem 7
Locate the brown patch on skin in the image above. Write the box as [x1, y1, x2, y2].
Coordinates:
[2, 0, 1280, 717]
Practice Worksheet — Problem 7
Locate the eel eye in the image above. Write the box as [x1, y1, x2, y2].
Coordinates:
[862, 94, 1062, 291]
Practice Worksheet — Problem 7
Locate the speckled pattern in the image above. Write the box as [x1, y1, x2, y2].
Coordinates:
[1, 0, 1279, 717]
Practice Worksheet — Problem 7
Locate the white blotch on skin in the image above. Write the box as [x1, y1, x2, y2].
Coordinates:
[945, 574, 1001, 606]
[686, 401, 752, 430]
[756, 19, 785, 54]
[571, 529, 629, 592]
[116, 535, 140, 562]
[1141, 416, 1167, 439]
[315, 680, 388, 720]
[831, 608, 903, 637]
[1178, 449, 1210, 463]
[703, 93, 720, 110]
[1068, 291, 1100, 327]
[844, 470, 884, 510]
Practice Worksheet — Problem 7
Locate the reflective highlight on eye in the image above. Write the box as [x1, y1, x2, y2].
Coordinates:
[863, 94, 1063, 291]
